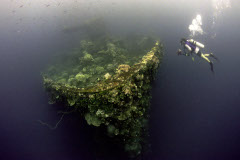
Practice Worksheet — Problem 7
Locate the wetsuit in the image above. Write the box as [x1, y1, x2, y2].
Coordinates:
[183, 39, 218, 72]
[184, 39, 211, 62]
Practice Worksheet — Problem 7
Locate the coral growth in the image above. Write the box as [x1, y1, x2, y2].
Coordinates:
[42, 34, 163, 157]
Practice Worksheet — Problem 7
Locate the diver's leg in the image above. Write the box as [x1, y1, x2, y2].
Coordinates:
[203, 54, 210, 57]
[201, 54, 211, 63]
[201, 54, 214, 72]
[204, 53, 219, 61]
[209, 53, 219, 61]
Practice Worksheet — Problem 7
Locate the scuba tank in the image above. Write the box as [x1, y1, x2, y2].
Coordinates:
[188, 39, 204, 48]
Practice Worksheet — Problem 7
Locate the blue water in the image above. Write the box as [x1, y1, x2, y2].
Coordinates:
[0, 0, 240, 160]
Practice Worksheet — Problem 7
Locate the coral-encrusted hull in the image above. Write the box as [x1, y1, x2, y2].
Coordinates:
[43, 41, 163, 157]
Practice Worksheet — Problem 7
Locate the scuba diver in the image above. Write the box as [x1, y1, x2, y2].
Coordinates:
[177, 38, 218, 72]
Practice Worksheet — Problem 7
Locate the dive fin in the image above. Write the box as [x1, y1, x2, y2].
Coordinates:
[210, 62, 214, 73]
[210, 53, 218, 61]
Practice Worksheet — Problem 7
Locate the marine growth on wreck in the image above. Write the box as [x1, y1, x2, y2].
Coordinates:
[42, 19, 163, 157]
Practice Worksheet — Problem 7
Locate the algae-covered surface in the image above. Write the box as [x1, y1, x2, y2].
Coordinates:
[44, 35, 158, 89]
[42, 20, 163, 156]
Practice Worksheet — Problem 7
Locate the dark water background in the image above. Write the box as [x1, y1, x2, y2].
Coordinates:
[0, 0, 240, 159]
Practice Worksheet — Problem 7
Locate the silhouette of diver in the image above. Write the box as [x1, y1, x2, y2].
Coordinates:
[177, 38, 218, 72]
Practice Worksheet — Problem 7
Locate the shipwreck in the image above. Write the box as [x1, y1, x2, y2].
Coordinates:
[42, 19, 163, 156]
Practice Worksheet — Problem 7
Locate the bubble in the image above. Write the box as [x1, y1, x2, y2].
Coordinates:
[188, 14, 203, 37]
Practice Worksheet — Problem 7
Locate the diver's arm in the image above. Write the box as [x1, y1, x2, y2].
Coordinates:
[188, 39, 194, 43]
[183, 47, 191, 56]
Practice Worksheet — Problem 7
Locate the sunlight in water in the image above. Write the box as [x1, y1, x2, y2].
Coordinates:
[212, 0, 231, 24]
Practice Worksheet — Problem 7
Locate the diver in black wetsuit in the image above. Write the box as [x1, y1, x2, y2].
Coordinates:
[177, 38, 218, 72]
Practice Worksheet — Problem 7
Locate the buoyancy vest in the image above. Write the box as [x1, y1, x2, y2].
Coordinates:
[185, 41, 196, 51]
